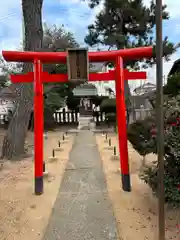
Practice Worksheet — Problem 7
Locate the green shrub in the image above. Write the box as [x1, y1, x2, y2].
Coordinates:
[66, 93, 80, 111]
[44, 107, 57, 130]
[100, 98, 116, 128]
[92, 96, 109, 107]
[100, 98, 116, 113]
[127, 116, 156, 156]
[128, 96, 180, 206]
[140, 122, 180, 206]
[105, 112, 116, 126]
[163, 73, 180, 97]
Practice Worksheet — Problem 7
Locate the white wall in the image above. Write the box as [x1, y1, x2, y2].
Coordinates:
[94, 65, 115, 96]
[0, 98, 15, 115]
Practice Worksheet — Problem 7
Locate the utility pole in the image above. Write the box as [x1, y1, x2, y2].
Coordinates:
[156, 0, 165, 240]
[22, 15, 25, 49]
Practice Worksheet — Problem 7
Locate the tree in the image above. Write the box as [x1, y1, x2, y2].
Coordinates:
[91, 95, 108, 107]
[1, 23, 80, 136]
[66, 92, 80, 111]
[163, 73, 180, 97]
[42, 23, 79, 76]
[40, 24, 80, 122]
[1, 24, 79, 98]
[85, 0, 179, 64]
[1, 0, 44, 160]
[100, 98, 117, 127]
[100, 98, 116, 113]
[146, 73, 180, 107]
[84, 0, 180, 115]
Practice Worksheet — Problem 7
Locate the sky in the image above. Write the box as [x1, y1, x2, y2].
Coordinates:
[0, 0, 180, 91]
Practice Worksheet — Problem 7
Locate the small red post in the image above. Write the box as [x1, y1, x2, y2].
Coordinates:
[34, 59, 44, 195]
[115, 56, 131, 192]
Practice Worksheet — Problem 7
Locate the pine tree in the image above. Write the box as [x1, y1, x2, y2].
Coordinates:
[85, 0, 179, 68]
[84, 0, 180, 116]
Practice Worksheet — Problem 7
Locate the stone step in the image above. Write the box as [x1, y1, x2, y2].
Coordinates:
[78, 118, 93, 122]
[78, 115, 95, 130]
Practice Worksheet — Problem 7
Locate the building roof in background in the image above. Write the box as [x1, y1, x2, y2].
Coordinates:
[133, 82, 156, 92]
[90, 63, 104, 72]
[77, 83, 97, 89]
[73, 83, 98, 96]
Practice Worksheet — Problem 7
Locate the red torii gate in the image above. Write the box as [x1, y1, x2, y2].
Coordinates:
[2, 46, 153, 195]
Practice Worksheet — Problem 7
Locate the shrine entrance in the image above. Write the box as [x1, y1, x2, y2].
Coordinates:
[73, 83, 98, 129]
[2, 46, 153, 195]
[73, 83, 98, 116]
[79, 97, 92, 115]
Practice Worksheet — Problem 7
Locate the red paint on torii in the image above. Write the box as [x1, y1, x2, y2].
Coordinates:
[10, 70, 146, 83]
[2, 46, 153, 195]
[2, 47, 152, 63]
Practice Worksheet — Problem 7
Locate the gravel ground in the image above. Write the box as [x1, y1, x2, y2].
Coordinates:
[96, 133, 180, 240]
[0, 130, 74, 240]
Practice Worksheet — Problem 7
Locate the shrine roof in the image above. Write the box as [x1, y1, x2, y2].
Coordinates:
[73, 83, 98, 96]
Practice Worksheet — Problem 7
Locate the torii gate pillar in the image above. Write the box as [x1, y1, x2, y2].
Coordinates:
[34, 59, 44, 194]
[116, 56, 130, 190]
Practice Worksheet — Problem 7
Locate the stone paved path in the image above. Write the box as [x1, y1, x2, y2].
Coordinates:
[43, 131, 119, 240]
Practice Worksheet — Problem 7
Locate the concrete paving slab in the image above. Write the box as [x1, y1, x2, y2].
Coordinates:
[43, 130, 119, 240]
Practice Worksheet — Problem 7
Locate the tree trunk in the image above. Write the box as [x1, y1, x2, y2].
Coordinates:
[1, 0, 43, 160]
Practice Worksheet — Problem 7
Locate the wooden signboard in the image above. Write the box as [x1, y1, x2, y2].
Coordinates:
[67, 48, 89, 82]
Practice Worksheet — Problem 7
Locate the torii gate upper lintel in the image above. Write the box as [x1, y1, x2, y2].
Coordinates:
[2, 46, 152, 63]
[2, 46, 153, 195]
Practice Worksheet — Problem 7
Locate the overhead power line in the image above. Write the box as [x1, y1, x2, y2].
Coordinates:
[0, 12, 16, 21]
